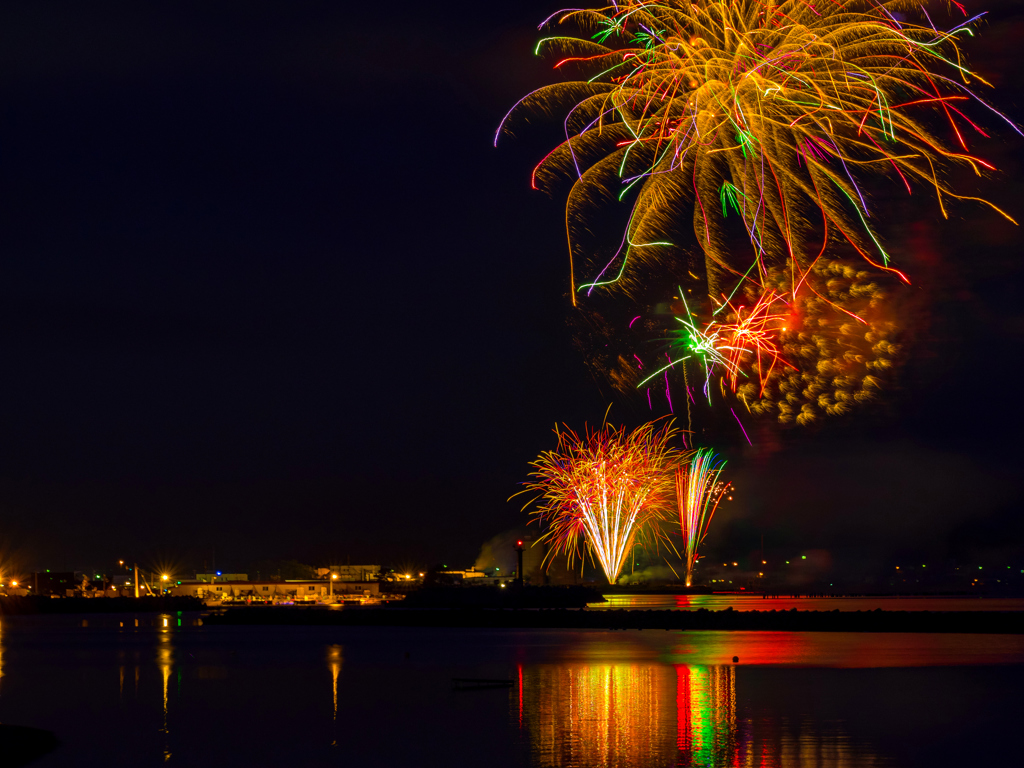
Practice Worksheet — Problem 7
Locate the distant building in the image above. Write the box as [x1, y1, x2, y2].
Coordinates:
[170, 579, 379, 600]
[194, 573, 248, 583]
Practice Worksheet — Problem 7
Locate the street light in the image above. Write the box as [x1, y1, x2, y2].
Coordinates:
[329, 573, 338, 600]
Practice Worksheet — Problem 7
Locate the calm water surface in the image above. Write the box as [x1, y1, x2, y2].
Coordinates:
[591, 594, 1024, 612]
[0, 613, 1021, 767]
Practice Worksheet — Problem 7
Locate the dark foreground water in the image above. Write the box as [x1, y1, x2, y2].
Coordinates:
[0, 613, 1022, 767]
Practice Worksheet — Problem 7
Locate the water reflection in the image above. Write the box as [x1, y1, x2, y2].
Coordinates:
[675, 665, 737, 766]
[158, 640, 172, 761]
[591, 594, 1024, 612]
[519, 663, 672, 766]
[158, 615, 173, 762]
[516, 657, 881, 767]
[327, 644, 343, 747]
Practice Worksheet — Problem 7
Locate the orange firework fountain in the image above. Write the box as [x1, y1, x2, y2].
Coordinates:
[518, 420, 680, 584]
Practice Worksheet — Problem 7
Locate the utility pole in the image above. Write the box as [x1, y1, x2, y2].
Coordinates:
[514, 539, 525, 588]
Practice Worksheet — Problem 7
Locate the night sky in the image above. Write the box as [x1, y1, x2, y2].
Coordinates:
[1, 1, 1023, 576]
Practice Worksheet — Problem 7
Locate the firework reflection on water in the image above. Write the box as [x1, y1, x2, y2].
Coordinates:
[514, 657, 887, 767]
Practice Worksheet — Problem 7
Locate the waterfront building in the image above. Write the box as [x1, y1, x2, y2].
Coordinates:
[170, 578, 379, 600]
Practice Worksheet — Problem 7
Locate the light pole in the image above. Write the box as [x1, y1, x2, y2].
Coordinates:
[329, 573, 337, 600]
[514, 539, 525, 588]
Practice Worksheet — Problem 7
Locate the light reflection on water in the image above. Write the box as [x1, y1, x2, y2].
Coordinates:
[590, 594, 1024, 612]
[327, 643, 342, 747]
[158, 620, 173, 763]
[516, 660, 889, 767]
[521, 663, 672, 767]
[665, 630, 1024, 668]
[0, 616, 1019, 767]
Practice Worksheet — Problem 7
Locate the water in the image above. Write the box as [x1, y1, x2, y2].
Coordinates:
[590, 594, 1024, 612]
[0, 613, 1021, 767]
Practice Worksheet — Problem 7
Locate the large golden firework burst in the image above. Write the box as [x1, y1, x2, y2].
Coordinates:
[499, 1, 1017, 303]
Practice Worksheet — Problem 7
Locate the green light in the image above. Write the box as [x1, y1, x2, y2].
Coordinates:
[801, 556, 806, 560]
[720, 181, 744, 217]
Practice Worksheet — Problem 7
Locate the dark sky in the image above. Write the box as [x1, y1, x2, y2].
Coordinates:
[1, 1, 1022, 575]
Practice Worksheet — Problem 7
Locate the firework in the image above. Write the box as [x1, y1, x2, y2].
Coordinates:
[736, 258, 900, 424]
[627, 255, 899, 424]
[638, 287, 791, 400]
[499, 1, 1017, 302]
[519, 420, 680, 584]
[675, 449, 730, 587]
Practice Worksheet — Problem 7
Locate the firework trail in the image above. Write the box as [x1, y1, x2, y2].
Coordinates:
[499, 1, 1017, 302]
[675, 448, 730, 587]
[519, 420, 680, 584]
[637, 287, 791, 400]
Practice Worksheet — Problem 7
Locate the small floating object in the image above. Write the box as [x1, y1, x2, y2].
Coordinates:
[732, 656, 739, 663]
[452, 678, 514, 690]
